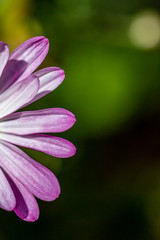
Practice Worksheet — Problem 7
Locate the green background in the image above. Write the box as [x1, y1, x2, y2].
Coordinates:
[0, 0, 160, 239]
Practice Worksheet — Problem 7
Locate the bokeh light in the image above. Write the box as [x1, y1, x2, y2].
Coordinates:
[129, 11, 160, 49]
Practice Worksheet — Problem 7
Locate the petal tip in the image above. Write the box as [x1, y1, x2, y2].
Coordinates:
[55, 190, 61, 200]
[72, 144, 77, 156]
[27, 215, 39, 222]
[49, 178, 61, 201]
[60, 69, 65, 81]
[16, 213, 39, 222]
[34, 36, 48, 42]
[42, 36, 49, 45]
[71, 115, 76, 127]
[54, 182, 61, 199]
[0, 41, 8, 48]
[67, 141, 76, 158]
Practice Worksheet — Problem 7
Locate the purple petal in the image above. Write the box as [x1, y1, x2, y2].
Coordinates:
[0, 133, 76, 158]
[0, 140, 60, 201]
[0, 168, 16, 211]
[0, 36, 49, 93]
[0, 108, 76, 135]
[0, 42, 9, 76]
[4, 172, 39, 222]
[31, 67, 65, 102]
[0, 75, 39, 119]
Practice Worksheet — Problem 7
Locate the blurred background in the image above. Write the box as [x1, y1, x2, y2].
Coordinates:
[0, 0, 160, 239]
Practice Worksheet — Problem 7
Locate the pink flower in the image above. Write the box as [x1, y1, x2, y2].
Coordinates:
[0, 37, 76, 221]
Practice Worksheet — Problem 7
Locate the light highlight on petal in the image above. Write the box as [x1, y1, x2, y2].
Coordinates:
[0, 108, 76, 135]
[32, 67, 65, 102]
[0, 168, 16, 211]
[0, 133, 76, 158]
[0, 75, 39, 119]
[5, 173, 39, 222]
[0, 42, 9, 77]
[0, 141, 61, 201]
[0, 36, 49, 93]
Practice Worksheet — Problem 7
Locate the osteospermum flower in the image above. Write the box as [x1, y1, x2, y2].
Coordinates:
[0, 37, 76, 221]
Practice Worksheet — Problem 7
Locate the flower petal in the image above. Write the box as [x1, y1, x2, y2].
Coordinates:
[31, 67, 65, 102]
[0, 133, 76, 158]
[4, 172, 39, 222]
[0, 75, 39, 119]
[0, 36, 49, 93]
[0, 42, 9, 76]
[0, 108, 76, 135]
[0, 140, 60, 201]
[0, 168, 16, 211]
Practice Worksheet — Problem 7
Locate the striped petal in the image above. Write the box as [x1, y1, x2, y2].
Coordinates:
[0, 42, 9, 76]
[0, 75, 39, 119]
[31, 67, 65, 103]
[0, 140, 60, 201]
[0, 168, 16, 211]
[0, 36, 49, 93]
[4, 173, 39, 222]
[0, 108, 76, 135]
[0, 133, 76, 158]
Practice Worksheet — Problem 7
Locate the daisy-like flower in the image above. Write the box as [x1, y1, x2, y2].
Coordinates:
[0, 37, 76, 221]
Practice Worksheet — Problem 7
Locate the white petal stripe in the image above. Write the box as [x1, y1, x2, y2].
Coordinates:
[0, 140, 60, 201]
[5, 173, 39, 222]
[0, 108, 76, 135]
[0, 133, 76, 158]
[0, 42, 9, 76]
[0, 168, 16, 211]
[32, 67, 65, 102]
[0, 37, 48, 93]
[0, 75, 39, 119]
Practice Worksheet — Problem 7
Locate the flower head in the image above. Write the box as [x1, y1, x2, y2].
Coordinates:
[0, 37, 76, 221]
